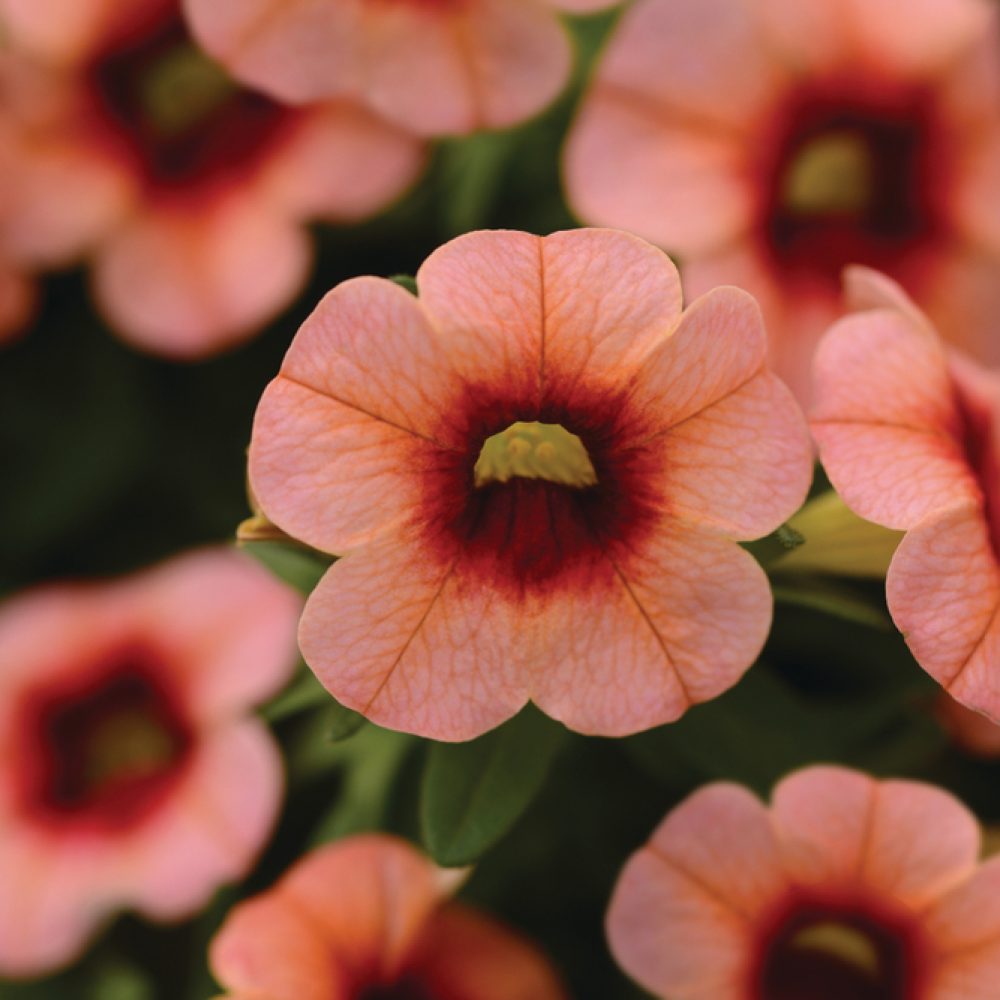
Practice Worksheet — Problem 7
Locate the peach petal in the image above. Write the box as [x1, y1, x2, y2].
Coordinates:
[654, 370, 811, 540]
[842, 264, 934, 328]
[93, 196, 311, 359]
[125, 719, 283, 921]
[588, 0, 788, 131]
[949, 130, 1000, 254]
[132, 548, 300, 721]
[544, 0, 618, 10]
[0, 262, 36, 342]
[416, 906, 567, 1000]
[938, 694, 1000, 757]
[887, 504, 1000, 717]
[261, 102, 425, 222]
[181, 0, 364, 107]
[278, 835, 446, 980]
[210, 893, 344, 1000]
[0, 0, 123, 63]
[607, 784, 785, 999]
[771, 766, 980, 908]
[299, 538, 528, 742]
[564, 91, 753, 255]
[755, 0, 851, 74]
[530, 522, 772, 735]
[811, 309, 978, 529]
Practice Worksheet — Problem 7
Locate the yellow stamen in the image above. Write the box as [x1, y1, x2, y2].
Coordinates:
[782, 132, 873, 216]
[141, 44, 238, 138]
[789, 922, 882, 978]
[474, 421, 597, 489]
[84, 710, 176, 790]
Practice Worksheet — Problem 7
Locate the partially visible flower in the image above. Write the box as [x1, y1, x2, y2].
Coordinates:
[184, 0, 618, 137]
[0, 0, 425, 358]
[0, 548, 300, 977]
[608, 766, 1000, 999]
[0, 257, 36, 344]
[938, 694, 1000, 758]
[249, 227, 812, 740]
[812, 266, 1000, 723]
[210, 833, 566, 1000]
[565, 0, 1000, 403]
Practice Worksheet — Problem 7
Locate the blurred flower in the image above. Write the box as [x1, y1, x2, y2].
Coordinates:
[0, 548, 300, 977]
[0, 258, 36, 343]
[248, 228, 812, 740]
[0, 0, 425, 358]
[565, 0, 1000, 403]
[812, 266, 1000, 725]
[184, 0, 617, 137]
[210, 833, 566, 1000]
[938, 694, 1000, 758]
[608, 765, 1000, 999]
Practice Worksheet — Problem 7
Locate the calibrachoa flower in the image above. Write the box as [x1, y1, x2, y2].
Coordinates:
[608, 766, 1000, 1000]
[0, 548, 300, 977]
[210, 833, 566, 1000]
[812, 267, 1000, 725]
[0, 0, 424, 358]
[249, 228, 812, 740]
[565, 0, 1000, 402]
[183, 0, 618, 137]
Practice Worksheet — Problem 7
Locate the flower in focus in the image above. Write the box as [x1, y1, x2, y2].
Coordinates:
[0, 548, 300, 977]
[210, 833, 566, 1000]
[565, 0, 1000, 402]
[812, 266, 1000, 724]
[249, 227, 812, 740]
[184, 0, 618, 137]
[608, 765, 1000, 999]
[0, 0, 425, 358]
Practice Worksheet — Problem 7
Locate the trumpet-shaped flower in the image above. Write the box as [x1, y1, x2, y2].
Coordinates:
[812, 267, 1000, 725]
[183, 0, 618, 137]
[249, 228, 812, 740]
[210, 833, 566, 1000]
[608, 766, 1000, 1000]
[0, 0, 424, 358]
[565, 0, 1000, 402]
[0, 548, 300, 977]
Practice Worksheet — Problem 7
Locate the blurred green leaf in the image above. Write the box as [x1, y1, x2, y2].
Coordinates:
[239, 539, 332, 595]
[390, 274, 418, 295]
[261, 668, 364, 743]
[420, 706, 569, 867]
[87, 960, 153, 1000]
[772, 579, 892, 630]
[438, 130, 523, 235]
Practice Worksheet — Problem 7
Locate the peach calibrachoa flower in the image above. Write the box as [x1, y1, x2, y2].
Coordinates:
[0, 548, 300, 977]
[608, 766, 1000, 1000]
[812, 267, 1000, 724]
[565, 0, 1000, 402]
[0, 0, 425, 358]
[248, 227, 813, 740]
[183, 0, 619, 137]
[210, 833, 566, 1000]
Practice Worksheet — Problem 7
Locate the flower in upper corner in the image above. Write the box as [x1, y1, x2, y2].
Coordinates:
[248, 228, 813, 740]
[565, 0, 1000, 403]
[0, 548, 300, 978]
[183, 0, 618, 137]
[210, 833, 566, 1000]
[0, 0, 424, 359]
[812, 266, 1000, 725]
[608, 766, 1000, 1000]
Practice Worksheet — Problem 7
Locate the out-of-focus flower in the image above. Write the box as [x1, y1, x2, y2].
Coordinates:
[183, 0, 618, 137]
[0, 548, 300, 977]
[565, 0, 1000, 403]
[248, 227, 812, 740]
[210, 833, 566, 1000]
[608, 766, 1000, 999]
[0, 257, 36, 344]
[938, 694, 1000, 758]
[0, 0, 425, 358]
[812, 267, 1000, 723]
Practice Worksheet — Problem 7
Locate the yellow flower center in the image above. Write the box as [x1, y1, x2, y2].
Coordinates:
[474, 422, 598, 489]
[141, 43, 238, 138]
[782, 131, 873, 217]
[788, 921, 882, 979]
[83, 708, 179, 793]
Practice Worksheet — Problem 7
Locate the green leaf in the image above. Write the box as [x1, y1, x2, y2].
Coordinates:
[743, 522, 806, 568]
[261, 667, 364, 741]
[420, 706, 569, 867]
[438, 130, 522, 235]
[390, 274, 418, 295]
[239, 539, 332, 595]
[772, 579, 892, 630]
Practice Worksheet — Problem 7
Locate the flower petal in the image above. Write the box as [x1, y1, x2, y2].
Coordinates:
[887, 503, 1000, 717]
[0, 0, 121, 63]
[415, 906, 567, 1000]
[298, 538, 528, 741]
[529, 522, 772, 735]
[771, 766, 980, 909]
[607, 784, 785, 1000]
[811, 308, 978, 529]
[94, 196, 311, 358]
